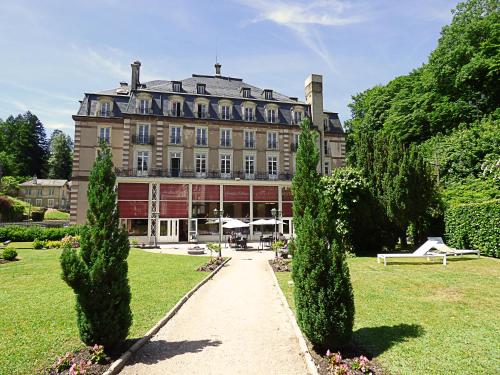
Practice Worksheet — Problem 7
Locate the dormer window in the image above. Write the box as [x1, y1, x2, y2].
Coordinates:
[264, 89, 273, 100]
[291, 108, 303, 125]
[242, 87, 251, 98]
[197, 84, 206, 95]
[244, 107, 254, 121]
[197, 103, 207, 119]
[171, 101, 182, 117]
[172, 82, 182, 92]
[100, 101, 111, 117]
[139, 99, 150, 115]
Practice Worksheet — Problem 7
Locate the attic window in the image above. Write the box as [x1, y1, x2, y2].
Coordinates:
[172, 82, 182, 92]
[242, 88, 251, 98]
[197, 84, 206, 95]
[264, 89, 273, 100]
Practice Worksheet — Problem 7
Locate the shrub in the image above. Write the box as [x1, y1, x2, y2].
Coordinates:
[31, 208, 46, 222]
[287, 239, 296, 257]
[445, 199, 499, 257]
[61, 235, 80, 248]
[206, 242, 221, 258]
[0, 225, 81, 242]
[33, 238, 47, 249]
[0, 195, 24, 222]
[46, 240, 63, 249]
[61, 143, 131, 350]
[292, 118, 354, 351]
[2, 248, 17, 261]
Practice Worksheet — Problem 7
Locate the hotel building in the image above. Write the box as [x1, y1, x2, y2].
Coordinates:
[71, 61, 345, 243]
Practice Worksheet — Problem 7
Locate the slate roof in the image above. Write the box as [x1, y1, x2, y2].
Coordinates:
[93, 74, 305, 104]
[20, 179, 68, 187]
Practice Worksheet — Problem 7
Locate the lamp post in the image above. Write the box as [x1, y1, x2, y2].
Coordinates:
[271, 207, 282, 240]
[213, 207, 224, 257]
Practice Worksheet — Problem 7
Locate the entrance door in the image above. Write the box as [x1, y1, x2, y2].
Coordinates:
[158, 219, 179, 242]
[170, 153, 181, 177]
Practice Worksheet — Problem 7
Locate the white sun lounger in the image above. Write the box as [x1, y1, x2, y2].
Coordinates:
[427, 237, 480, 258]
[377, 240, 448, 266]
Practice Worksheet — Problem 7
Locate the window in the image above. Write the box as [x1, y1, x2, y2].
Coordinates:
[244, 107, 254, 121]
[195, 153, 207, 176]
[267, 132, 278, 149]
[323, 118, 329, 127]
[137, 124, 150, 144]
[171, 101, 182, 116]
[324, 140, 330, 156]
[197, 84, 206, 95]
[48, 188, 55, 196]
[245, 155, 255, 176]
[220, 154, 231, 177]
[292, 110, 303, 125]
[266, 108, 277, 123]
[170, 126, 181, 144]
[264, 90, 273, 100]
[27, 189, 32, 196]
[220, 129, 232, 147]
[242, 88, 251, 98]
[36, 198, 43, 207]
[99, 127, 111, 144]
[267, 156, 278, 177]
[244, 130, 255, 148]
[48, 199, 55, 208]
[292, 133, 299, 152]
[197, 103, 207, 118]
[173, 82, 182, 92]
[139, 99, 150, 114]
[37, 189, 42, 196]
[137, 151, 149, 175]
[196, 128, 207, 146]
[100, 102, 110, 117]
[25, 198, 31, 204]
[324, 161, 331, 175]
[221, 105, 231, 120]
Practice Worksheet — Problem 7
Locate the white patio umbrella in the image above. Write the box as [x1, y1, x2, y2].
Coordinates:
[251, 218, 283, 225]
[222, 219, 250, 229]
[250, 218, 272, 225]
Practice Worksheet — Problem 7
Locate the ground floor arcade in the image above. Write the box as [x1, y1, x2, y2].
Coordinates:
[117, 178, 294, 244]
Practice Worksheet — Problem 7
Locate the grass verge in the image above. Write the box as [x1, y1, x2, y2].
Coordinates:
[276, 256, 500, 374]
[44, 209, 70, 221]
[0, 246, 210, 374]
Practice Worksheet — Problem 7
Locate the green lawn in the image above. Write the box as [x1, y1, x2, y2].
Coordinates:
[44, 209, 70, 220]
[276, 256, 500, 375]
[0, 245, 210, 374]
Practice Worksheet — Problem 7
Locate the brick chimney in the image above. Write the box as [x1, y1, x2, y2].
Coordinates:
[131, 61, 141, 90]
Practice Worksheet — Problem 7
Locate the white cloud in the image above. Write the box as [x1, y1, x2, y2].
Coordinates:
[238, 0, 367, 72]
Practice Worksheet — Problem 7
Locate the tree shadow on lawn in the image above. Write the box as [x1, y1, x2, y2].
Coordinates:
[386, 257, 477, 266]
[353, 323, 424, 357]
[126, 338, 222, 365]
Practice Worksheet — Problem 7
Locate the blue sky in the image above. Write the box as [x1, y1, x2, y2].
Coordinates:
[0, 0, 460, 137]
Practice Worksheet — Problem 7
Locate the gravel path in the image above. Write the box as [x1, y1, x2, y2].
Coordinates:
[120, 250, 309, 374]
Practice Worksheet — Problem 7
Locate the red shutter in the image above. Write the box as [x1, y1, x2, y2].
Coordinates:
[160, 184, 188, 200]
[118, 201, 149, 218]
[223, 185, 250, 201]
[282, 187, 293, 201]
[192, 184, 220, 201]
[282, 202, 293, 217]
[160, 201, 188, 218]
[253, 186, 278, 201]
[118, 183, 149, 200]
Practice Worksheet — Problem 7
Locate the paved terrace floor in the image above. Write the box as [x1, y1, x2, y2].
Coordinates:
[121, 245, 309, 375]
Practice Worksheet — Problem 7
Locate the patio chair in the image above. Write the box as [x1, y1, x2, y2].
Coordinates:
[377, 240, 448, 266]
[427, 238, 480, 258]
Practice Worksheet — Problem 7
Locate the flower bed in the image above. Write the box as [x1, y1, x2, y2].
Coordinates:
[196, 257, 226, 272]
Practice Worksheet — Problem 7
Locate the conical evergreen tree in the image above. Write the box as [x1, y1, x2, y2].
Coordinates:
[60, 143, 132, 350]
[292, 117, 355, 351]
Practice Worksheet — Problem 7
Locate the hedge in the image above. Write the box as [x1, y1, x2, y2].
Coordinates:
[0, 225, 82, 242]
[445, 199, 499, 258]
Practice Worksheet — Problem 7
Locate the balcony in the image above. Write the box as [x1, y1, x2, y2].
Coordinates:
[115, 168, 294, 181]
[131, 134, 155, 145]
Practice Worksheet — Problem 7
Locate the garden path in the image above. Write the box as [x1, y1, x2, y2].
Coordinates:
[120, 248, 309, 375]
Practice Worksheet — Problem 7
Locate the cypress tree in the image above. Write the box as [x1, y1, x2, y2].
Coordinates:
[292, 118, 355, 351]
[60, 143, 132, 350]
